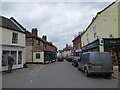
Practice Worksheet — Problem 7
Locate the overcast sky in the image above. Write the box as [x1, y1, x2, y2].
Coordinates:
[1, 1, 113, 50]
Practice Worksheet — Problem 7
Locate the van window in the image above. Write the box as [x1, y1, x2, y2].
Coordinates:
[81, 54, 89, 64]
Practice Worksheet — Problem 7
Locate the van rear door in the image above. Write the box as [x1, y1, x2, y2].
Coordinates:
[99, 52, 112, 70]
[90, 52, 112, 71]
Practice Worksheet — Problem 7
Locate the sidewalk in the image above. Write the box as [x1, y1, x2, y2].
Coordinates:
[112, 66, 119, 79]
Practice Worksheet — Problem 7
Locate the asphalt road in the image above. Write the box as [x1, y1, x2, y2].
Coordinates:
[2, 60, 118, 88]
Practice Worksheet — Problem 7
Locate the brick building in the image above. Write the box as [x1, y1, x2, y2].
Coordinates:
[72, 32, 84, 56]
[62, 44, 74, 56]
[26, 28, 57, 64]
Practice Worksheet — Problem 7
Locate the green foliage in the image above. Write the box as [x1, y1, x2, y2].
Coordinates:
[23, 63, 28, 68]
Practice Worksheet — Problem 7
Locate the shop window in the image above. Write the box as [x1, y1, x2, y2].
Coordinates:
[18, 51, 22, 64]
[36, 53, 40, 59]
[12, 32, 18, 44]
[11, 51, 17, 65]
[2, 51, 10, 66]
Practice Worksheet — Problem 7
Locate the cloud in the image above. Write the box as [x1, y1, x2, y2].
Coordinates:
[1, 2, 111, 50]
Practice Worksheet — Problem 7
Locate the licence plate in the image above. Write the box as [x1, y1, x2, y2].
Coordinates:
[93, 65, 102, 68]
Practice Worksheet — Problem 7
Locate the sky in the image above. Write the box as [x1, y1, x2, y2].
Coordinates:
[1, 1, 114, 50]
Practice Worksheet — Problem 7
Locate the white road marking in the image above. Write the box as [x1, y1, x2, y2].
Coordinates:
[29, 80, 33, 85]
[32, 65, 44, 77]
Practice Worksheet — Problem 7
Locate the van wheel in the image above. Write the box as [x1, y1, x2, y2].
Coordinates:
[85, 68, 89, 77]
[105, 74, 112, 79]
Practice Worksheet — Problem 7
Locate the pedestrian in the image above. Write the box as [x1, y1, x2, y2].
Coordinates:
[8, 56, 14, 73]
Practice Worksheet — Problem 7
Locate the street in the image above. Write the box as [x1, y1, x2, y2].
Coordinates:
[2, 60, 118, 88]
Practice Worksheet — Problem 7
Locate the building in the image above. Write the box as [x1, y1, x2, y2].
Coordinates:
[0, 16, 26, 71]
[72, 32, 83, 56]
[62, 44, 74, 56]
[26, 28, 57, 64]
[81, 1, 120, 65]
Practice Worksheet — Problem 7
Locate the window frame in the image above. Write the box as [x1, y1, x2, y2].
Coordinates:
[12, 32, 18, 44]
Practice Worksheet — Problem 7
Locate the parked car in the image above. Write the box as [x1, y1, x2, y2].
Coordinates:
[77, 52, 113, 78]
[66, 55, 74, 62]
[72, 57, 81, 67]
[57, 56, 64, 62]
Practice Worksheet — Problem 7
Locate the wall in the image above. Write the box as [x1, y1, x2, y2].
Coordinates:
[0, 27, 2, 70]
[118, 1, 120, 37]
[25, 46, 32, 63]
[81, 2, 119, 48]
[73, 36, 82, 49]
[2, 27, 25, 47]
[33, 52, 44, 63]
[98, 2, 118, 38]
[81, 18, 98, 47]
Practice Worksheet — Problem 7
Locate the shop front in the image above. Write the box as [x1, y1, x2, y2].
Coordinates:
[2, 45, 25, 71]
[74, 49, 82, 56]
[81, 39, 99, 52]
[33, 51, 57, 64]
[103, 38, 120, 65]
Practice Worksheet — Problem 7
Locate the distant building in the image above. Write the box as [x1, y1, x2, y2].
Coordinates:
[0, 16, 26, 71]
[81, 1, 120, 65]
[26, 28, 57, 64]
[62, 44, 74, 56]
[72, 32, 84, 56]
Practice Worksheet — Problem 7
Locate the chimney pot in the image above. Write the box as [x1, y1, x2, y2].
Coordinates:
[42, 35, 47, 41]
[32, 28, 38, 36]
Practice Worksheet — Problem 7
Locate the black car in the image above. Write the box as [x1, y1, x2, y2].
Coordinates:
[57, 56, 64, 62]
[72, 57, 81, 67]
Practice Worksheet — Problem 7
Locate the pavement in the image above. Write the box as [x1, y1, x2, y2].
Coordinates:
[2, 61, 118, 88]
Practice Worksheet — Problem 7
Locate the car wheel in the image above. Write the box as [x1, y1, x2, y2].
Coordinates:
[78, 65, 81, 71]
[105, 74, 112, 79]
[74, 63, 77, 67]
[85, 68, 89, 77]
[72, 62, 74, 65]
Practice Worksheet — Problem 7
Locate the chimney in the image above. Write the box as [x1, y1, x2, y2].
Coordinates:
[32, 28, 38, 36]
[42, 35, 47, 41]
[66, 44, 68, 47]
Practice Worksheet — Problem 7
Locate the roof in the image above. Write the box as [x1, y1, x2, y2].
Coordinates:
[26, 30, 57, 49]
[0, 16, 26, 33]
[72, 31, 85, 42]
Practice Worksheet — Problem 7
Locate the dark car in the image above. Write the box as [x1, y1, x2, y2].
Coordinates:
[57, 56, 64, 62]
[78, 52, 113, 78]
[72, 57, 81, 67]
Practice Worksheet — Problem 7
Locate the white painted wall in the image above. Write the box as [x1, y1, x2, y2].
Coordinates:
[2, 27, 25, 47]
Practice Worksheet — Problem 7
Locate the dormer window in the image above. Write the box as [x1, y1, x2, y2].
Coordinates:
[12, 32, 18, 44]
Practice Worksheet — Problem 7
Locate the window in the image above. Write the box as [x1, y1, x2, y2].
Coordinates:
[2, 51, 10, 66]
[93, 25, 97, 38]
[36, 53, 40, 59]
[42, 42, 46, 48]
[86, 33, 89, 43]
[18, 51, 22, 64]
[35, 40, 39, 45]
[12, 32, 18, 44]
[11, 51, 17, 65]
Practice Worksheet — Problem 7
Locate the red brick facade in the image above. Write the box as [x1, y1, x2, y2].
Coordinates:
[72, 35, 82, 56]
[72, 35, 82, 50]
[26, 29, 57, 53]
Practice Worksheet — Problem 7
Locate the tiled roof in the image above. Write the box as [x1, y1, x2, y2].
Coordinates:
[0, 16, 26, 33]
[26, 30, 57, 49]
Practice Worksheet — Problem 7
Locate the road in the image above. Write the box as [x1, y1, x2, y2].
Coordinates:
[2, 60, 118, 88]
